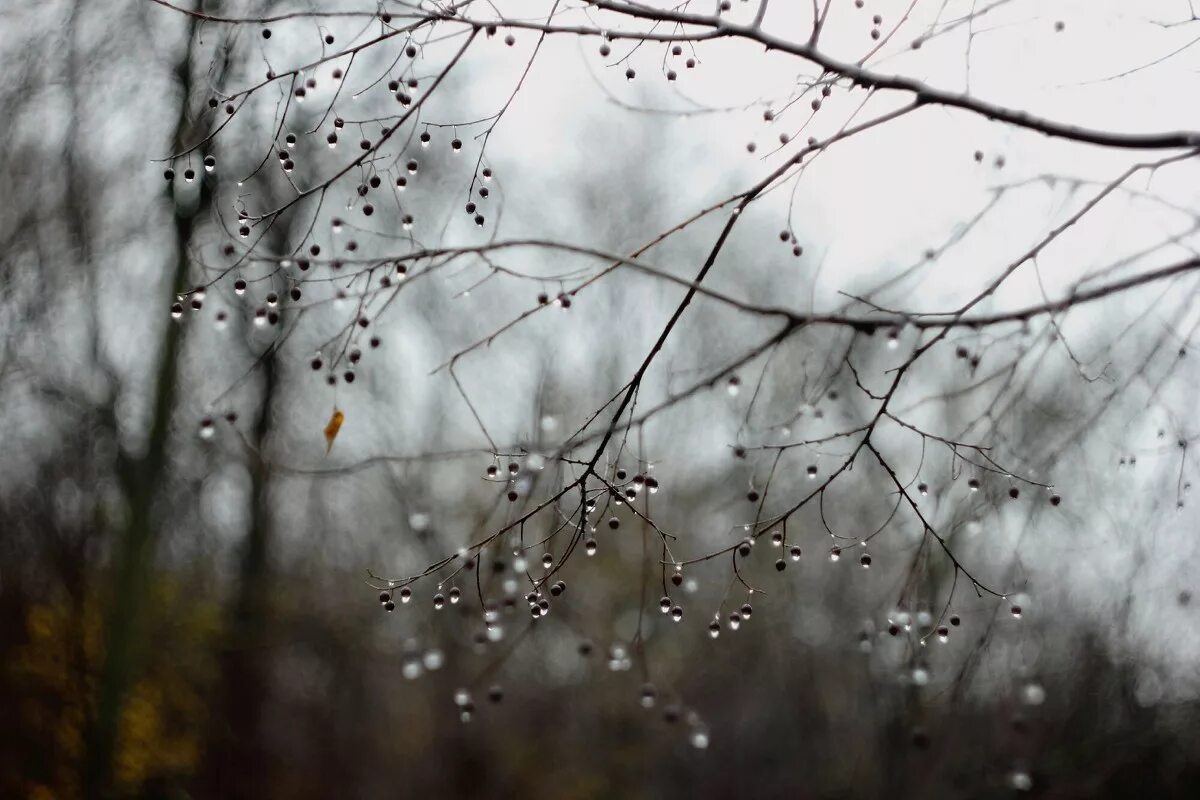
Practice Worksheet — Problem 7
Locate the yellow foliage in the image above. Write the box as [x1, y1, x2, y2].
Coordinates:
[324, 406, 345, 453]
[9, 580, 219, 799]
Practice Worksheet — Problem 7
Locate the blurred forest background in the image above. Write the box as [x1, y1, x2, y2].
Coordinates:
[1, 1, 1199, 798]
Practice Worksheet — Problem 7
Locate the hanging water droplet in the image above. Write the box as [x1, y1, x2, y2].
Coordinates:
[789, 545, 802, 561]
[829, 547, 841, 562]
[433, 593, 445, 609]
[689, 726, 710, 750]
[585, 538, 597, 556]
[727, 376, 741, 396]
[670, 605, 684, 622]
[708, 620, 721, 639]
[1021, 683, 1045, 706]
[1008, 770, 1032, 791]
[728, 611, 742, 630]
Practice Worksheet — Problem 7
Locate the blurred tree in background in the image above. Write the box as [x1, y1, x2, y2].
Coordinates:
[2, 1, 1200, 798]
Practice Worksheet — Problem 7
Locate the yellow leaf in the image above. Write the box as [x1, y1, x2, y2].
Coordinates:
[324, 407, 344, 453]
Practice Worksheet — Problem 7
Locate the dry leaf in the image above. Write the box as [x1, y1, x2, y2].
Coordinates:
[324, 407, 344, 454]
